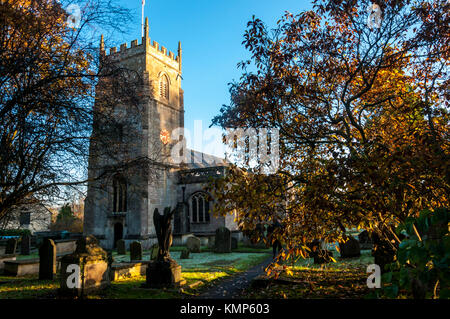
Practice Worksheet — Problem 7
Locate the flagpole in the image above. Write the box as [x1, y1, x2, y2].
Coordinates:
[141, 0, 145, 37]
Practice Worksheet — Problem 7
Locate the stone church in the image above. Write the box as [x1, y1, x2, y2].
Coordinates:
[84, 18, 239, 250]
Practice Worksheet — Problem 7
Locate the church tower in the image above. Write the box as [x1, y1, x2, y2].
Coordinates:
[84, 18, 185, 249]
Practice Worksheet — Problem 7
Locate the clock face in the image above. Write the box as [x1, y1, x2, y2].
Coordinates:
[160, 129, 170, 145]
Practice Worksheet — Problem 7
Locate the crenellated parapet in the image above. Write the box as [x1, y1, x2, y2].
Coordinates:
[100, 17, 181, 72]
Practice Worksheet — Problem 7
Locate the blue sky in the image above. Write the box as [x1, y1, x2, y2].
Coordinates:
[112, 0, 312, 154]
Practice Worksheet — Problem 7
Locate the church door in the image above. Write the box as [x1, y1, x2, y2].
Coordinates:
[113, 222, 123, 248]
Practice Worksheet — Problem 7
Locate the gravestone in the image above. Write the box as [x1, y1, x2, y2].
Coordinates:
[358, 230, 373, 250]
[116, 239, 126, 255]
[215, 227, 231, 253]
[180, 249, 190, 259]
[339, 236, 361, 258]
[150, 244, 159, 260]
[39, 238, 56, 280]
[306, 239, 322, 258]
[313, 249, 333, 264]
[21, 235, 31, 255]
[5, 238, 18, 254]
[60, 235, 110, 297]
[231, 237, 238, 250]
[186, 236, 201, 253]
[130, 241, 142, 261]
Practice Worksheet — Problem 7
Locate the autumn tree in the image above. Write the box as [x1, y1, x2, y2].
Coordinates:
[210, 0, 449, 270]
[0, 1, 157, 225]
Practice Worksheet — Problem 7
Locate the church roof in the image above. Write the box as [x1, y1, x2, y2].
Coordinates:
[185, 149, 229, 169]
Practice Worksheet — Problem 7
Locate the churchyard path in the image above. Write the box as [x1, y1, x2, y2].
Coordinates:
[197, 256, 273, 299]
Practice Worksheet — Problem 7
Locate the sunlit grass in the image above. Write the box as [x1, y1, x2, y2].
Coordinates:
[0, 251, 270, 299]
[244, 250, 374, 299]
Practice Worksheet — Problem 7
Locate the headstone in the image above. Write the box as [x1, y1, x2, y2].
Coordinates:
[339, 236, 361, 258]
[116, 239, 126, 255]
[150, 244, 159, 260]
[314, 250, 333, 264]
[21, 235, 31, 255]
[39, 238, 56, 280]
[372, 233, 396, 273]
[5, 238, 18, 254]
[231, 237, 238, 250]
[215, 227, 231, 253]
[186, 236, 201, 253]
[306, 239, 322, 258]
[59, 235, 110, 296]
[180, 249, 190, 259]
[130, 241, 142, 261]
[358, 230, 373, 250]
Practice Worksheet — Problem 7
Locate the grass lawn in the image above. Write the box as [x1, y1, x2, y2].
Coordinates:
[243, 249, 374, 299]
[0, 249, 270, 299]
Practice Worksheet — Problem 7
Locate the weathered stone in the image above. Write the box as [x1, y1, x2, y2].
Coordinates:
[4, 259, 39, 276]
[144, 259, 183, 288]
[313, 250, 333, 264]
[339, 236, 361, 258]
[116, 239, 126, 255]
[150, 243, 159, 260]
[39, 238, 56, 280]
[130, 241, 142, 261]
[231, 237, 238, 250]
[59, 235, 110, 296]
[180, 249, 190, 259]
[215, 227, 231, 253]
[21, 235, 31, 255]
[186, 236, 201, 253]
[5, 238, 18, 254]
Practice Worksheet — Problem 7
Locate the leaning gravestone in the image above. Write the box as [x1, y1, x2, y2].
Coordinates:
[21, 234, 31, 255]
[39, 238, 56, 280]
[339, 236, 361, 258]
[59, 235, 110, 297]
[186, 236, 201, 253]
[5, 238, 18, 254]
[215, 227, 231, 253]
[116, 239, 126, 255]
[130, 241, 142, 261]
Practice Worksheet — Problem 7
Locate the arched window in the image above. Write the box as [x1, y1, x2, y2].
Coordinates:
[159, 74, 169, 100]
[112, 175, 127, 213]
[190, 192, 211, 223]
